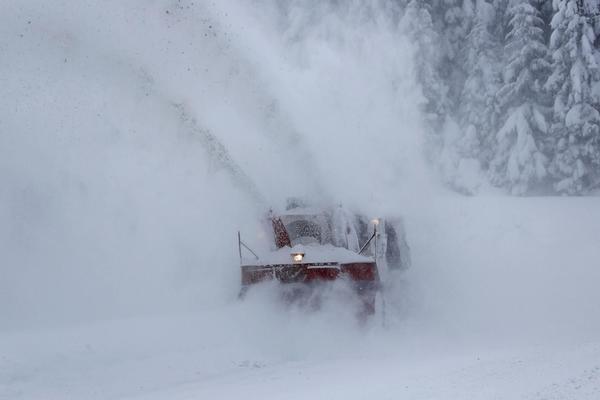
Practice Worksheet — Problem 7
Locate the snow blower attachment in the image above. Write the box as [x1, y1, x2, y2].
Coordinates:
[238, 202, 410, 317]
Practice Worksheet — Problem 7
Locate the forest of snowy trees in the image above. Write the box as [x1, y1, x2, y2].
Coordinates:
[401, 0, 600, 195]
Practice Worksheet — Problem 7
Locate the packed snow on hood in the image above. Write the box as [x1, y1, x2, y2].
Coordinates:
[1, 1, 600, 400]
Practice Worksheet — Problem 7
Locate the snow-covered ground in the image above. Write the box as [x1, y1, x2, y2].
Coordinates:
[2, 197, 600, 400]
[2, 1, 600, 399]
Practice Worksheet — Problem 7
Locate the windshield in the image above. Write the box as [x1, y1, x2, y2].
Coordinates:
[285, 219, 322, 245]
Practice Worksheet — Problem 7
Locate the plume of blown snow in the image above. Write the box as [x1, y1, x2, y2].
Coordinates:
[0, 0, 431, 329]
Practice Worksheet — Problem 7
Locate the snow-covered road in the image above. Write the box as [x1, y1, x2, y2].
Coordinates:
[4, 317, 600, 400]
[2, 197, 599, 400]
[3, 306, 600, 400]
[127, 341, 600, 400]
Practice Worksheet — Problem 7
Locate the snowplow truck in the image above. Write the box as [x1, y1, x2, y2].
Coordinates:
[237, 201, 410, 316]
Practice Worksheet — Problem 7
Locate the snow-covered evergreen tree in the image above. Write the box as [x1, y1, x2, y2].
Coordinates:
[428, 0, 474, 106]
[430, 0, 505, 194]
[491, 0, 510, 36]
[399, 0, 600, 195]
[490, 0, 551, 194]
[401, 0, 449, 125]
[535, 0, 556, 27]
[546, 0, 600, 193]
[428, 0, 473, 57]
[401, 0, 452, 169]
[457, 1, 502, 171]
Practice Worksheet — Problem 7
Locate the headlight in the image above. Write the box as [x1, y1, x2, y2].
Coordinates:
[291, 252, 304, 263]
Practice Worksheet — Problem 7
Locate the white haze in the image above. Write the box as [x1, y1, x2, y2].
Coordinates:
[0, 0, 432, 327]
[1, 1, 600, 399]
